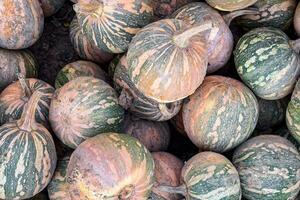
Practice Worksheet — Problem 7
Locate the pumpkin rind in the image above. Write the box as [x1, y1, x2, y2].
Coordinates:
[233, 135, 300, 200]
[39, 0, 66, 17]
[66, 133, 155, 199]
[182, 75, 259, 152]
[206, 0, 258, 11]
[294, 3, 300, 36]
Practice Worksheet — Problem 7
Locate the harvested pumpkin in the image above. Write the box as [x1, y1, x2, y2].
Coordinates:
[206, 0, 257, 11]
[295, 3, 300, 36]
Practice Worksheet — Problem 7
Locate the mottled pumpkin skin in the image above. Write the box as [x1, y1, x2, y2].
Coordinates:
[114, 56, 182, 121]
[66, 133, 155, 199]
[127, 19, 208, 103]
[69, 17, 113, 64]
[55, 60, 109, 88]
[206, 0, 258, 11]
[182, 152, 241, 200]
[233, 135, 300, 200]
[234, 27, 300, 100]
[0, 49, 38, 91]
[0, 78, 54, 127]
[122, 114, 170, 152]
[183, 76, 259, 153]
[237, 0, 297, 30]
[0, 0, 44, 49]
[49, 77, 124, 149]
[74, 0, 154, 53]
[294, 3, 300, 36]
[39, 0, 66, 17]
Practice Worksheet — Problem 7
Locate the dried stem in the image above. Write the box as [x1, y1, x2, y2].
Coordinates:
[223, 8, 260, 25]
[157, 184, 187, 196]
[17, 73, 32, 98]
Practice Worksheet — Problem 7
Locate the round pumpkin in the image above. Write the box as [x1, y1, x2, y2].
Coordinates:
[127, 19, 209, 103]
[182, 75, 259, 152]
[49, 77, 124, 149]
[73, 0, 154, 53]
[114, 56, 182, 121]
[122, 114, 170, 152]
[39, 0, 66, 17]
[234, 27, 300, 100]
[0, 91, 57, 199]
[205, 0, 257, 11]
[233, 135, 300, 200]
[54, 60, 109, 88]
[0, 0, 44, 49]
[294, 3, 300, 36]
[69, 17, 113, 64]
[66, 133, 155, 199]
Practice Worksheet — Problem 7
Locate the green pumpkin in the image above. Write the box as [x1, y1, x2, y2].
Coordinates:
[39, 0, 66, 17]
[205, 0, 257, 11]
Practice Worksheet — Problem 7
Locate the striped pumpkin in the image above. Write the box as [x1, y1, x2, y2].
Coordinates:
[73, 0, 154, 54]
[0, 0, 44, 49]
[114, 56, 182, 121]
[127, 19, 209, 103]
[0, 91, 57, 200]
[295, 3, 300, 36]
[233, 135, 300, 200]
[205, 0, 257, 11]
[55, 60, 109, 88]
[39, 0, 66, 17]
[69, 17, 113, 64]
[49, 77, 124, 149]
[182, 75, 259, 153]
[0, 49, 38, 91]
[234, 27, 300, 100]
[66, 133, 155, 199]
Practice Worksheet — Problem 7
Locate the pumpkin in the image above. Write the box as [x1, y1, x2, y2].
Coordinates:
[236, 0, 297, 30]
[73, 0, 154, 54]
[0, 91, 57, 199]
[0, 0, 44, 49]
[0, 49, 38, 91]
[66, 133, 155, 199]
[114, 56, 182, 121]
[69, 17, 113, 64]
[295, 3, 300, 36]
[108, 54, 122, 79]
[234, 27, 300, 100]
[122, 114, 170, 152]
[205, 0, 258, 11]
[182, 75, 259, 153]
[39, 0, 66, 17]
[127, 19, 210, 103]
[54, 60, 109, 88]
[0, 76, 54, 127]
[233, 135, 300, 200]
[49, 77, 124, 149]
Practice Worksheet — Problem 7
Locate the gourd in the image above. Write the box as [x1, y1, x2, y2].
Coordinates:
[66, 133, 154, 199]
[49, 77, 124, 149]
[0, 0, 44, 49]
[39, 0, 66, 17]
[182, 75, 259, 153]
[73, 0, 154, 53]
[234, 27, 300, 100]
[295, 3, 300, 36]
[0, 91, 57, 199]
[233, 135, 300, 200]
[206, 0, 258, 11]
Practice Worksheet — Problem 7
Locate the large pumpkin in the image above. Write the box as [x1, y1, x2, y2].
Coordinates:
[234, 27, 300, 100]
[182, 75, 259, 152]
[66, 133, 155, 199]
[49, 77, 124, 149]
[205, 0, 257, 11]
[0, 0, 44, 49]
[295, 3, 300, 36]
[233, 135, 300, 200]
[73, 0, 154, 53]
[39, 0, 66, 17]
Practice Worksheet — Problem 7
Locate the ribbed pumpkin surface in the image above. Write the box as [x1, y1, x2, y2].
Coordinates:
[295, 3, 300, 36]
[39, 0, 66, 17]
[66, 133, 155, 199]
[206, 0, 257, 11]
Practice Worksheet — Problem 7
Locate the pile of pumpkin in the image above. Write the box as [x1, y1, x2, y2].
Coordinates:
[1, 0, 300, 199]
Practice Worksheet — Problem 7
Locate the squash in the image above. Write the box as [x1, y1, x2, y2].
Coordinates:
[114, 56, 182, 121]
[73, 0, 154, 53]
[206, 0, 258, 11]
[39, 0, 66, 17]
[69, 17, 113, 64]
[108, 54, 122, 79]
[122, 114, 170, 152]
[234, 27, 300, 100]
[233, 135, 300, 200]
[0, 0, 44, 49]
[295, 3, 300, 36]
[182, 75, 259, 153]
[66, 133, 154, 199]
[49, 77, 124, 149]
[54, 60, 109, 88]
[0, 91, 57, 199]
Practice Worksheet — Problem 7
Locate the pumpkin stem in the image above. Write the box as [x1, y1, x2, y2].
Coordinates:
[17, 73, 32, 98]
[158, 101, 181, 119]
[223, 8, 260, 26]
[119, 184, 134, 199]
[118, 89, 134, 110]
[157, 184, 187, 196]
[74, 0, 103, 17]
[291, 38, 300, 53]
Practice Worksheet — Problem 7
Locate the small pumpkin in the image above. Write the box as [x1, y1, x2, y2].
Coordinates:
[234, 27, 300, 100]
[39, 0, 66, 17]
[233, 135, 300, 200]
[49, 77, 124, 149]
[0, 0, 44, 49]
[66, 133, 155, 199]
[0, 91, 57, 199]
[182, 75, 259, 152]
[73, 0, 154, 53]
[295, 3, 300, 36]
[206, 0, 257, 11]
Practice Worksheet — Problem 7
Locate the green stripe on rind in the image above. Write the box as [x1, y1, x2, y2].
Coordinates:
[234, 27, 300, 100]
